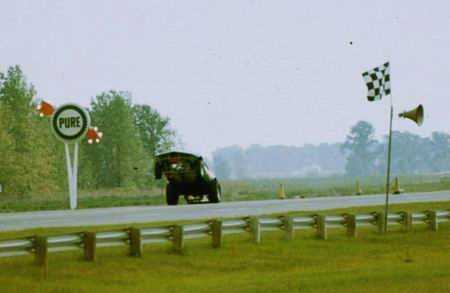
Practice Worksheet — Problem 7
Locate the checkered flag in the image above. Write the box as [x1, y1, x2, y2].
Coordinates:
[362, 62, 391, 101]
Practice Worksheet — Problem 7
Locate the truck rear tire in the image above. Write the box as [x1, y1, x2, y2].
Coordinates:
[208, 180, 221, 203]
[166, 184, 179, 205]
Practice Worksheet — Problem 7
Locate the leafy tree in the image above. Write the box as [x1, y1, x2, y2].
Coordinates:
[77, 142, 96, 190]
[0, 66, 180, 195]
[0, 66, 60, 195]
[341, 121, 378, 176]
[0, 106, 15, 193]
[377, 131, 432, 175]
[0, 66, 35, 152]
[87, 91, 148, 188]
[132, 104, 176, 157]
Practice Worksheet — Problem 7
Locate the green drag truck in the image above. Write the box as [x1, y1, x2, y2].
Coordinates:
[154, 151, 222, 205]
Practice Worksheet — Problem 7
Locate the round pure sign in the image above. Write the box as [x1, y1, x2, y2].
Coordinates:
[51, 104, 90, 142]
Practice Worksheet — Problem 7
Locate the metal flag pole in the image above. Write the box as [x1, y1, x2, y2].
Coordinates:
[383, 99, 394, 233]
[361, 62, 422, 233]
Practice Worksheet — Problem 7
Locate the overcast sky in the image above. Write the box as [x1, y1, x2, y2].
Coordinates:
[1, 1, 449, 155]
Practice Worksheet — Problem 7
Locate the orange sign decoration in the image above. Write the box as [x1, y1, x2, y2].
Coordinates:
[36, 101, 55, 117]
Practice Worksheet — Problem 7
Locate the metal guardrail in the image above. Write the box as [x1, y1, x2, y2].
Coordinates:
[141, 227, 171, 244]
[0, 210, 448, 269]
[222, 219, 247, 235]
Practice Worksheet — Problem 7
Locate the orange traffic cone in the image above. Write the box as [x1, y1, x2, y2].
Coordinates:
[278, 184, 286, 199]
[392, 177, 404, 194]
[355, 180, 363, 195]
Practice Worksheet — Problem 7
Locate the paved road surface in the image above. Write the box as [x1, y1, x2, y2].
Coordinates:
[1, 191, 449, 231]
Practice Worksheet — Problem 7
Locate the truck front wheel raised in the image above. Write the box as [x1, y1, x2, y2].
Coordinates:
[166, 184, 179, 205]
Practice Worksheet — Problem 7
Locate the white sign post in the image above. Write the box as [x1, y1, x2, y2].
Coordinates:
[51, 104, 90, 210]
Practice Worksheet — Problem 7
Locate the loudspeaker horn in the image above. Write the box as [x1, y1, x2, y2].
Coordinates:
[398, 104, 424, 126]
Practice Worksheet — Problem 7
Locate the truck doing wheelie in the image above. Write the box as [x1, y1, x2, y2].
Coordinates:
[154, 151, 222, 205]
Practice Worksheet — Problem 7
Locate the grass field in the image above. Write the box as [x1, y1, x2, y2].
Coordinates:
[1, 174, 450, 213]
[1, 201, 450, 292]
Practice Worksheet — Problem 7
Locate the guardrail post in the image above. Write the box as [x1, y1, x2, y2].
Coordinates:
[249, 217, 261, 244]
[375, 212, 386, 234]
[129, 228, 142, 257]
[172, 225, 184, 253]
[34, 235, 48, 277]
[316, 215, 327, 240]
[283, 216, 294, 241]
[427, 211, 438, 231]
[211, 220, 223, 248]
[344, 214, 357, 238]
[83, 232, 96, 261]
[402, 212, 413, 232]
[35, 236, 48, 266]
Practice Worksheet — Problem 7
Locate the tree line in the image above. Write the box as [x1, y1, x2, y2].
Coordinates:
[212, 121, 450, 179]
[2, 65, 449, 194]
[0, 65, 176, 196]
[342, 121, 450, 176]
[212, 143, 345, 179]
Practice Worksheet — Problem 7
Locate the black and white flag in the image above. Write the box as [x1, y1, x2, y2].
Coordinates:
[362, 62, 391, 101]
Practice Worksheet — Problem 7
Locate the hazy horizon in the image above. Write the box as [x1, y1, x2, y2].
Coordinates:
[1, 1, 449, 155]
